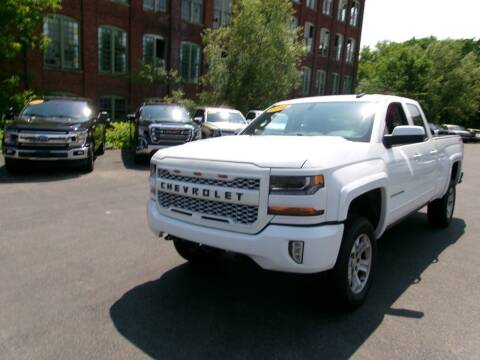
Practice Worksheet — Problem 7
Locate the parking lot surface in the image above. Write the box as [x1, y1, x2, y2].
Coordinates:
[1, 146, 479, 360]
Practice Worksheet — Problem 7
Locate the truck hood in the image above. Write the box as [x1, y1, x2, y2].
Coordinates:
[7, 117, 91, 132]
[208, 122, 246, 132]
[154, 135, 372, 169]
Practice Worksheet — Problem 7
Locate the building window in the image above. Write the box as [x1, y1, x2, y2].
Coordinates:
[99, 96, 127, 121]
[332, 73, 340, 94]
[345, 38, 356, 64]
[337, 0, 348, 22]
[289, 17, 299, 30]
[316, 70, 326, 95]
[300, 67, 312, 96]
[112, 0, 129, 4]
[350, 0, 360, 27]
[334, 33, 344, 62]
[343, 75, 352, 94]
[43, 15, 80, 70]
[322, 0, 333, 15]
[143, 34, 166, 68]
[181, 0, 204, 24]
[318, 28, 330, 57]
[304, 22, 315, 53]
[213, 0, 232, 28]
[306, 0, 317, 10]
[143, 0, 167, 12]
[180, 42, 201, 83]
[98, 26, 128, 74]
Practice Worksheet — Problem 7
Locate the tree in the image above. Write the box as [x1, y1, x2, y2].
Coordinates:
[0, 0, 61, 116]
[358, 38, 480, 128]
[200, 0, 305, 113]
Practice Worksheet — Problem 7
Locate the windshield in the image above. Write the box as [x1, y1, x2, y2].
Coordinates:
[207, 111, 246, 124]
[141, 105, 190, 123]
[20, 99, 93, 122]
[242, 102, 377, 142]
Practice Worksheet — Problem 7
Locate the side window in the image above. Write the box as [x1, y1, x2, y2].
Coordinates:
[407, 104, 428, 140]
[194, 109, 204, 120]
[385, 103, 408, 134]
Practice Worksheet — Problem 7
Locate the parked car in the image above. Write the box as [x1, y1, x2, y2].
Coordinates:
[2, 97, 108, 172]
[147, 95, 464, 310]
[245, 110, 263, 123]
[441, 124, 474, 142]
[428, 123, 449, 136]
[128, 101, 201, 163]
[467, 128, 480, 142]
[192, 107, 248, 138]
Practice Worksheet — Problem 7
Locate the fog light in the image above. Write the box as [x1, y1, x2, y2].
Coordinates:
[73, 150, 84, 156]
[289, 241, 304, 264]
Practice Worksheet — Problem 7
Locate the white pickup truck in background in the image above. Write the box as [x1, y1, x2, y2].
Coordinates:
[147, 95, 464, 309]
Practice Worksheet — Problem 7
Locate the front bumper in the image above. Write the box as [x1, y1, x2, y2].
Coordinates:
[3, 145, 90, 160]
[147, 200, 344, 274]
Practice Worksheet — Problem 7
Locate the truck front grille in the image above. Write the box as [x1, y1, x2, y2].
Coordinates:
[157, 169, 260, 190]
[150, 127, 192, 145]
[157, 192, 258, 225]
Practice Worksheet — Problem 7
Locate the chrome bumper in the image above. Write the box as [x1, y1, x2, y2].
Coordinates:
[3, 146, 90, 161]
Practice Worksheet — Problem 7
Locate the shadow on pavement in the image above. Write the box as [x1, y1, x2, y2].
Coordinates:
[120, 148, 150, 171]
[0, 158, 85, 183]
[110, 213, 465, 360]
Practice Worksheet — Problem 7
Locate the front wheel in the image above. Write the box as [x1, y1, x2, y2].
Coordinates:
[331, 217, 376, 311]
[427, 185, 455, 228]
[4, 158, 19, 173]
[81, 146, 95, 173]
[173, 238, 222, 266]
[96, 131, 106, 155]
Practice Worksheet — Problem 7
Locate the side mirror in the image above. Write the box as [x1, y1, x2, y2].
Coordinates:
[193, 116, 204, 124]
[127, 113, 136, 122]
[383, 125, 425, 148]
[98, 111, 110, 121]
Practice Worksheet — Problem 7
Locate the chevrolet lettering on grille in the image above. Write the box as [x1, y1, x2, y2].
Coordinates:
[158, 180, 260, 206]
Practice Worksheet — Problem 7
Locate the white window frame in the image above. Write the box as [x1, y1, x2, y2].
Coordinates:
[213, 0, 232, 28]
[337, 0, 348, 22]
[98, 26, 128, 74]
[334, 33, 344, 62]
[43, 15, 81, 70]
[318, 28, 330, 57]
[180, 42, 201, 83]
[322, 0, 333, 15]
[300, 66, 312, 96]
[306, 0, 317, 10]
[304, 22, 315, 53]
[181, 0, 204, 24]
[316, 70, 326, 95]
[345, 38, 356, 64]
[143, 0, 167, 13]
[350, 0, 360, 27]
[143, 34, 166, 68]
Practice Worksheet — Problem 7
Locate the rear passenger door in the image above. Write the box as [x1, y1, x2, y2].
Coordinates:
[405, 103, 439, 202]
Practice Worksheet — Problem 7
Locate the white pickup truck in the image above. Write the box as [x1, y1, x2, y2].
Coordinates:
[147, 95, 464, 309]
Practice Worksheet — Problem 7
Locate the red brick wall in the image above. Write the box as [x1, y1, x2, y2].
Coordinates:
[12, 0, 365, 113]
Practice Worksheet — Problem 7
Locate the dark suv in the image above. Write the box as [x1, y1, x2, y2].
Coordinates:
[2, 97, 109, 172]
[128, 101, 201, 162]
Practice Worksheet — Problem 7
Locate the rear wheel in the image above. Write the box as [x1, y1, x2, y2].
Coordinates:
[173, 238, 222, 266]
[331, 217, 376, 311]
[428, 184, 455, 228]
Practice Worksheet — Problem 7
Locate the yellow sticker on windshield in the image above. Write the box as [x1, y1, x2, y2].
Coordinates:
[29, 99, 44, 105]
[267, 105, 289, 113]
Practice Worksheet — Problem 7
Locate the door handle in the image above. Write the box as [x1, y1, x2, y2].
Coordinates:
[429, 150, 439, 155]
[412, 153, 423, 159]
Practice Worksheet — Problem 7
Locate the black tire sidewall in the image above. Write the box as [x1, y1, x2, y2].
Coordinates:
[332, 217, 377, 309]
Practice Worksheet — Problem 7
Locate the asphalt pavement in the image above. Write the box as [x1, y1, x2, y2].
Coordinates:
[0, 145, 479, 360]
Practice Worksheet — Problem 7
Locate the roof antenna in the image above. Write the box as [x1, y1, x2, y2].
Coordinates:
[356, 93, 366, 98]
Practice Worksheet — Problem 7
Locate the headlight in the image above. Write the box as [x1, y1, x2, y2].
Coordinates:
[72, 130, 88, 146]
[3, 129, 18, 145]
[269, 175, 324, 195]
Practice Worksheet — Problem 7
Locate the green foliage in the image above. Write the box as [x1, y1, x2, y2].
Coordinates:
[106, 122, 133, 150]
[163, 89, 197, 113]
[358, 38, 480, 127]
[200, 0, 305, 113]
[0, 0, 61, 60]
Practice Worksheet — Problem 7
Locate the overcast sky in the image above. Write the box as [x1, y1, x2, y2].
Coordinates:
[361, 0, 479, 48]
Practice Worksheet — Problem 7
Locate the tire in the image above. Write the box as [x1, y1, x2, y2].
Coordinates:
[331, 217, 377, 311]
[134, 153, 145, 164]
[82, 146, 95, 173]
[173, 238, 222, 266]
[96, 131, 106, 155]
[427, 184, 455, 228]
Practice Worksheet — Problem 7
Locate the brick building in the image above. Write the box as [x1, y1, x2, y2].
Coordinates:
[13, 0, 365, 120]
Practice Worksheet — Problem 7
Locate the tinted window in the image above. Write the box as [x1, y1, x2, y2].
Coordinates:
[407, 104, 428, 140]
[246, 112, 257, 121]
[242, 102, 376, 142]
[141, 105, 190, 122]
[207, 111, 246, 124]
[21, 99, 93, 122]
[385, 103, 408, 134]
